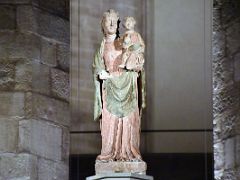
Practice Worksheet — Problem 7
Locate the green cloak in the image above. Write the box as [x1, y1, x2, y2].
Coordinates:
[92, 39, 146, 121]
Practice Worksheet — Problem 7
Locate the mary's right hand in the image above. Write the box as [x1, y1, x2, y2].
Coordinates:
[99, 70, 112, 80]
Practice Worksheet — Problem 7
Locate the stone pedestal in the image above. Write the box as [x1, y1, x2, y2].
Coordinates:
[86, 173, 153, 180]
[95, 161, 147, 174]
[88, 162, 153, 180]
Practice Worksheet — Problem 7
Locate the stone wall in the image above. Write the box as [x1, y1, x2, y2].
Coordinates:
[213, 0, 240, 179]
[0, 0, 70, 179]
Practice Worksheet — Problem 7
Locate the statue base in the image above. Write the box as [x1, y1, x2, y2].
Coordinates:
[86, 173, 153, 180]
[95, 161, 147, 174]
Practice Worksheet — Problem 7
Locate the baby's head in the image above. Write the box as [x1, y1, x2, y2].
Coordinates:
[123, 16, 136, 31]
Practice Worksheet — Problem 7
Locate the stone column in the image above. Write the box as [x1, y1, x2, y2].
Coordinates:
[213, 0, 240, 179]
[0, 0, 70, 179]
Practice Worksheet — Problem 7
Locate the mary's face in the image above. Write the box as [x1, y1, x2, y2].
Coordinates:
[103, 16, 118, 35]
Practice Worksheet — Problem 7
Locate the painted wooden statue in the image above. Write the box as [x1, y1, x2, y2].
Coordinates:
[93, 9, 146, 163]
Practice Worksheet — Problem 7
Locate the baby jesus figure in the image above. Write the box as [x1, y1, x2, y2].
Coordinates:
[119, 16, 145, 71]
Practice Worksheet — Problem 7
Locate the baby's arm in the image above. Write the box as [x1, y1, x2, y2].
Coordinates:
[129, 43, 142, 52]
[128, 33, 145, 53]
[99, 70, 112, 79]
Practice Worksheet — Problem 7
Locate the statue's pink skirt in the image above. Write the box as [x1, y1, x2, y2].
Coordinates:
[97, 87, 142, 161]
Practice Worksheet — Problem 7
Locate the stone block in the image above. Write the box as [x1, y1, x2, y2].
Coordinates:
[213, 86, 239, 116]
[16, 4, 37, 32]
[215, 169, 224, 180]
[226, 20, 240, 56]
[221, 0, 240, 27]
[95, 162, 147, 175]
[87, 173, 153, 180]
[50, 68, 69, 101]
[0, 5, 16, 30]
[17, 5, 70, 43]
[213, 132, 221, 145]
[236, 135, 240, 167]
[234, 52, 240, 82]
[0, 60, 16, 90]
[14, 60, 31, 91]
[0, 32, 41, 60]
[19, 119, 62, 161]
[32, 0, 69, 19]
[0, 92, 25, 118]
[224, 137, 235, 169]
[14, 60, 51, 95]
[212, 58, 234, 91]
[0, 0, 31, 4]
[235, 114, 240, 134]
[213, 7, 221, 31]
[0, 118, 18, 153]
[214, 142, 224, 170]
[222, 169, 238, 180]
[0, 153, 37, 179]
[38, 158, 68, 180]
[30, 62, 50, 95]
[0, 59, 51, 94]
[62, 127, 70, 163]
[212, 30, 226, 62]
[31, 62, 51, 95]
[56, 43, 69, 72]
[213, 115, 222, 143]
[220, 109, 238, 139]
[40, 38, 57, 67]
[29, 93, 70, 126]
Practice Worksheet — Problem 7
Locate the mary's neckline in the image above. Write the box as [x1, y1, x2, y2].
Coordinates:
[105, 34, 116, 43]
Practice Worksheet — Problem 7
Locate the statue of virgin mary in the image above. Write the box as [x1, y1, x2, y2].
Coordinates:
[92, 9, 146, 162]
